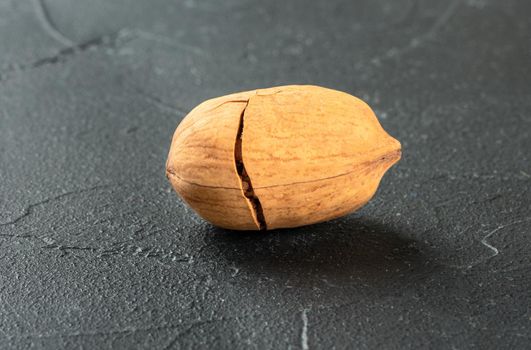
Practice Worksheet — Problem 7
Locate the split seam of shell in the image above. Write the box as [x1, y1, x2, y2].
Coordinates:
[167, 147, 400, 191]
[234, 97, 267, 230]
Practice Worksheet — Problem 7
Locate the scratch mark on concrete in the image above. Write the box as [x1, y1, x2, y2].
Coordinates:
[371, 0, 460, 63]
[422, 170, 531, 184]
[31, 33, 123, 68]
[133, 30, 207, 57]
[425, 0, 461, 38]
[301, 308, 310, 350]
[451, 217, 531, 269]
[480, 217, 531, 259]
[390, 0, 419, 27]
[0, 30, 132, 82]
[32, 0, 75, 47]
[162, 318, 224, 350]
[0, 27, 206, 83]
[100, 243, 190, 263]
[0, 184, 112, 226]
[5, 319, 227, 341]
[480, 228, 500, 257]
[131, 87, 189, 115]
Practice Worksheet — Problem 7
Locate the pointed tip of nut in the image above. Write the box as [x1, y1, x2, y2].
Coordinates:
[372, 135, 401, 173]
[389, 137, 402, 161]
[381, 136, 401, 170]
[385, 148, 402, 165]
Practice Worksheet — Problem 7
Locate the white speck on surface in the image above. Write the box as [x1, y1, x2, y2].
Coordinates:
[230, 267, 240, 277]
[42, 237, 55, 245]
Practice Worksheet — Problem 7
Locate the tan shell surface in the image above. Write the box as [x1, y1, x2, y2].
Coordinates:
[165, 90, 257, 230]
[166, 90, 254, 188]
[166, 85, 401, 230]
[242, 85, 400, 187]
[254, 150, 400, 229]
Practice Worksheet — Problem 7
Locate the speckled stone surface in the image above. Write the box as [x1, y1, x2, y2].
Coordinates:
[1, 0, 530, 349]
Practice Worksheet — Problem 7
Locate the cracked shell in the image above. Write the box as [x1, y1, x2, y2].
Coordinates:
[166, 85, 401, 230]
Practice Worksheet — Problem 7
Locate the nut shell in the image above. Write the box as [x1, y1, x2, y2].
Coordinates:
[166, 85, 401, 230]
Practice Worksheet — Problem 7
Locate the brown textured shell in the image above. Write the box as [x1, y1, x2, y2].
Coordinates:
[166, 85, 401, 230]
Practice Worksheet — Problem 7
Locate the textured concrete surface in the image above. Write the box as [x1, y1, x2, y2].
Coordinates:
[1, 0, 530, 348]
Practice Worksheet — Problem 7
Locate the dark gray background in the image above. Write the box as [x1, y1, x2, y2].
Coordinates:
[1, 0, 530, 349]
